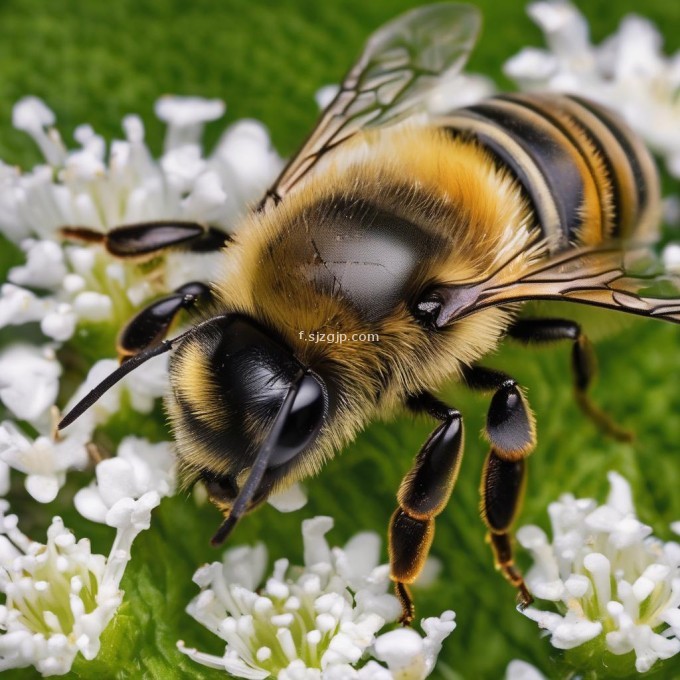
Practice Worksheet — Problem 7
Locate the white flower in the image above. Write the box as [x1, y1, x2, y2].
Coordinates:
[40, 302, 78, 342]
[505, 660, 546, 680]
[177, 517, 456, 678]
[267, 483, 308, 513]
[209, 119, 285, 227]
[0, 283, 52, 330]
[9, 239, 68, 290]
[0, 344, 61, 423]
[504, 1, 680, 178]
[0, 95, 284, 343]
[5, 95, 281, 239]
[0, 494, 158, 675]
[519, 471, 680, 674]
[663, 241, 680, 273]
[74, 436, 175, 525]
[0, 420, 90, 503]
[370, 612, 456, 679]
[11, 96, 64, 166]
[0, 347, 171, 503]
[154, 95, 225, 151]
[0, 94, 283, 507]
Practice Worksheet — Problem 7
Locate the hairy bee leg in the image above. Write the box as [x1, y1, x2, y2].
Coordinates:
[461, 365, 534, 606]
[507, 318, 632, 441]
[118, 281, 212, 361]
[60, 221, 231, 259]
[389, 393, 464, 625]
[481, 450, 532, 608]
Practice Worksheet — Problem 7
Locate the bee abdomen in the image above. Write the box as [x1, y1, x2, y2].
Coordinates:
[442, 93, 660, 250]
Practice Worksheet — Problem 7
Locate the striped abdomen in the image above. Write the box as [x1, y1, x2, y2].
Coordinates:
[442, 93, 660, 251]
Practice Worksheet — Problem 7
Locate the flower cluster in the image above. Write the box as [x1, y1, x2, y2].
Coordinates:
[0, 352, 170, 504]
[0, 495, 158, 675]
[519, 472, 680, 674]
[0, 95, 283, 343]
[0, 94, 284, 505]
[0, 432, 176, 676]
[504, 1, 680, 179]
[0, 95, 285, 675]
[178, 516, 456, 679]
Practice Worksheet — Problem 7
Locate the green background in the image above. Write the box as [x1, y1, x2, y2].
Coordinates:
[1, 1, 679, 678]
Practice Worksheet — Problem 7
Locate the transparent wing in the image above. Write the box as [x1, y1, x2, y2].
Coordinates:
[262, 3, 482, 205]
[430, 245, 680, 327]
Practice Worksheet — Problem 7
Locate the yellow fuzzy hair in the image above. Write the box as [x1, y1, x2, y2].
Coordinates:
[162, 123, 543, 493]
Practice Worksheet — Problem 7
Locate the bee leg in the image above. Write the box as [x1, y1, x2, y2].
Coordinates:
[389, 393, 464, 625]
[481, 450, 532, 608]
[507, 318, 632, 441]
[462, 365, 534, 607]
[60, 221, 231, 259]
[118, 281, 212, 361]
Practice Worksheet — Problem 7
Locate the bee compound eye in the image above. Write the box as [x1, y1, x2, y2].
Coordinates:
[270, 373, 326, 467]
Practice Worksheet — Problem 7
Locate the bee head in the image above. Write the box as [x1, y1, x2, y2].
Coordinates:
[59, 314, 330, 545]
[169, 314, 329, 512]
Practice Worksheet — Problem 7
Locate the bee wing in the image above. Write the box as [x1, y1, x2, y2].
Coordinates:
[430, 245, 680, 326]
[262, 3, 482, 205]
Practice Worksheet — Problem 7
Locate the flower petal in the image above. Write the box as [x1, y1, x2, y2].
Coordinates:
[73, 487, 110, 524]
[25, 473, 60, 503]
[267, 482, 308, 513]
[505, 660, 547, 680]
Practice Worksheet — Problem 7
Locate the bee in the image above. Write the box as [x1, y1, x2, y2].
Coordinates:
[60, 3, 676, 624]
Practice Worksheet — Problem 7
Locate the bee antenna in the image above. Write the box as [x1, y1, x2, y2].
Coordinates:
[58, 340, 175, 430]
[58, 315, 232, 431]
[57, 314, 229, 430]
[211, 378, 301, 546]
